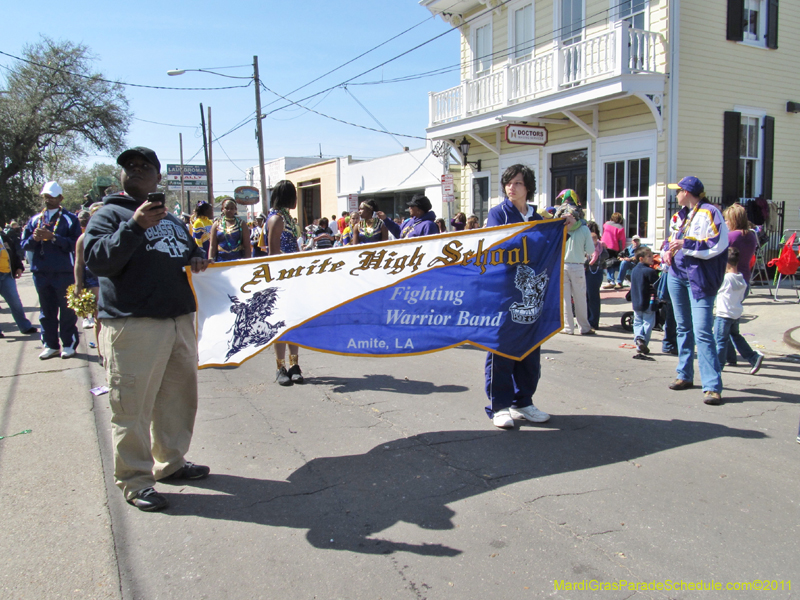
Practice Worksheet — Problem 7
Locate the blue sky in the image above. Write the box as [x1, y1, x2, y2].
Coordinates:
[1, 0, 459, 195]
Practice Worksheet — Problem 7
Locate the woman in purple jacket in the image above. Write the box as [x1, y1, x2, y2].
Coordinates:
[377, 194, 439, 239]
[663, 176, 729, 405]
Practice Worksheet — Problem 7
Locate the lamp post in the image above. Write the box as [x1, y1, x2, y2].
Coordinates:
[168, 56, 268, 211]
[459, 136, 481, 171]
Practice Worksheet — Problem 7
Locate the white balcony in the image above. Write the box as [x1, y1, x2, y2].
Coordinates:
[428, 22, 665, 128]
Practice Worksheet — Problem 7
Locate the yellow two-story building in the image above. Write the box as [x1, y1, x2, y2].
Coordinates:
[422, 0, 797, 247]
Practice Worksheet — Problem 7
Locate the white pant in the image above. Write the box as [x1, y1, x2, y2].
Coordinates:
[563, 263, 592, 334]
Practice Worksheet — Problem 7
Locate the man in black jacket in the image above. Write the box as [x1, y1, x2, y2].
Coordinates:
[84, 147, 210, 512]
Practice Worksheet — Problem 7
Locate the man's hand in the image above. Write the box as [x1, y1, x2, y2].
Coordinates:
[133, 201, 167, 229]
[32, 227, 54, 242]
[13, 269, 22, 279]
[190, 257, 210, 273]
[375, 211, 387, 221]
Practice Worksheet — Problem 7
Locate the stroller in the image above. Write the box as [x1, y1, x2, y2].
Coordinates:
[620, 270, 667, 332]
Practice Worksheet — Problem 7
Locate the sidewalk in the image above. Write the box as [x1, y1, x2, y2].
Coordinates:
[0, 272, 120, 599]
[597, 281, 800, 354]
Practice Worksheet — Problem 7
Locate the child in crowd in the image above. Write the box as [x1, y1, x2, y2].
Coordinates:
[614, 234, 645, 289]
[630, 246, 659, 354]
[713, 247, 764, 374]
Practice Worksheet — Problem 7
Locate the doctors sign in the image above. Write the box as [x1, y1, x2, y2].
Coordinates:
[505, 125, 547, 146]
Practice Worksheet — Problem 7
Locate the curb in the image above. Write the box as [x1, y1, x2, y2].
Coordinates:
[783, 326, 800, 351]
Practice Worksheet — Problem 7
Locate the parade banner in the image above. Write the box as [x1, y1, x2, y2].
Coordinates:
[188, 219, 566, 368]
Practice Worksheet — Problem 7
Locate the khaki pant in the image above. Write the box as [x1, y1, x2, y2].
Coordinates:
[563, 263, 592, 334]
[101, 314, 198, 499]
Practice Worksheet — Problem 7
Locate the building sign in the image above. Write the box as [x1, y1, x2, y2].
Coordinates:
[234, 186, 260, 205]
[347, 194, 359, 213]
[166, 164, 208, 192]
[505, 125, 548, 146]
[441, 173, 455, 203]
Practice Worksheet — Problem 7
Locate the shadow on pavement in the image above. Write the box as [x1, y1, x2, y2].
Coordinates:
[165, 416, 765, 556]
[310, 373, 469, 395]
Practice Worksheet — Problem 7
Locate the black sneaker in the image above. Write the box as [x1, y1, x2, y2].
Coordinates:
[287, 364, 304, 384]
[635, 337, 650, 355]
[163, 461, 210, 481]
[276, 367, 292, 386]
[127, 487, 169, 512]
[21, 326, 38, 335]
[0, 331, 4, 338]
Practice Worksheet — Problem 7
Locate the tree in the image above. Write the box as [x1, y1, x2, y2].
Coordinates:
[60, 162, 120, 212]
[0, 37, 130, 224]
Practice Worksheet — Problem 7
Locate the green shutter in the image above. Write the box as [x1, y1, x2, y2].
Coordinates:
[727, 0, 744, 41]
[767, 0, 779, 49]
[762, 116, 775, 199]
[722, 111, 741, 204]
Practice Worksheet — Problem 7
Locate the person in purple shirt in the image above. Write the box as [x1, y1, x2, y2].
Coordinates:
[722, 203, 759, 366]
[377, 194, 439, 239]
[484, 164, 550, 429]
[663, 176, 729, 405]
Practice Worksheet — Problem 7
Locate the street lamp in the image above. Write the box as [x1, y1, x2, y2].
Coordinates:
[458, 136, 481, 171]
[168, 57, 268, 212]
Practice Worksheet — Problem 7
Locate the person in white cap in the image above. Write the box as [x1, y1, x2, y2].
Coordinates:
[20, 182, 82, 359]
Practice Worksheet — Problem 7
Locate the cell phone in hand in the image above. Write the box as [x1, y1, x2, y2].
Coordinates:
[147, 192, 165, 207]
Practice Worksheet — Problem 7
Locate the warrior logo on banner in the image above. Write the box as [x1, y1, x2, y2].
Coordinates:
[188, 219, 566, 368]
[509, 266, 548, 324]
[226, 289, 285, 360]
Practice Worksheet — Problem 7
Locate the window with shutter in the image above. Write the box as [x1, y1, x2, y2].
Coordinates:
[730, 0, 776, 48]
[722, 110, 773, 204]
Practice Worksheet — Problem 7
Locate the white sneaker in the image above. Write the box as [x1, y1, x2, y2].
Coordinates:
[749, 352, 764, 375]
[39, 347, 60, 360]
[492, 409, 515, 429]
[82, 317, 95, 329]
[509, 405, 550, 423]
[61, 347, 76, 359]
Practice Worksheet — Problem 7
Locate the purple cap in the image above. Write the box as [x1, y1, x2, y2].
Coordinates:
[667, 176, 704, 196]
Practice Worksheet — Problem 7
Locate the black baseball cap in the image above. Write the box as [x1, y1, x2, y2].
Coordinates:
[117, 147, 161, 172]
[407, 194, 432, 213]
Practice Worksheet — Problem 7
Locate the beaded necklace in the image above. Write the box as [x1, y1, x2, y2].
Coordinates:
[37, 207, 62, 255]
[670, 199, 705, 257]
[217, 216, 242, 252]
[39, 206, 62, 235]
[360, 217, 379, 238]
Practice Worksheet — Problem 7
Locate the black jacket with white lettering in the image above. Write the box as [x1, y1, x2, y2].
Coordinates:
[83, 193, 204, 319]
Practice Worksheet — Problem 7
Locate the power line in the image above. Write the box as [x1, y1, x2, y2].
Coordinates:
[258, 14, 436, 112]
[132, 117, 199, 129]
[0, 49, 252, 91]
[259, 81, 426, 140]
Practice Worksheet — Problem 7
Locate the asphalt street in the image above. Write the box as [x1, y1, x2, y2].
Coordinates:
[1, 273, 799, 600]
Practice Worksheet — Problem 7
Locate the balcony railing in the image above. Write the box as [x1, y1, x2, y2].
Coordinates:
[428, 22, 665, 127]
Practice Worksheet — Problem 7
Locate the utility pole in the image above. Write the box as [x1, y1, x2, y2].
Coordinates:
[200, 103, 212, 205]
[179, 132, 186, 213]
[207, 105, 213, 202]
[253, 56, 268, 214]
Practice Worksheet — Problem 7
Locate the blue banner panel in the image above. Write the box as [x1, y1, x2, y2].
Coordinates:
[280, 219, 564, 359]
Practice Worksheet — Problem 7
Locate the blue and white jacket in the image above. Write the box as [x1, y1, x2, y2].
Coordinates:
[667, 200, 729, 299]
[20, 209, 81, 274]
[487, 198, 542, 226]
